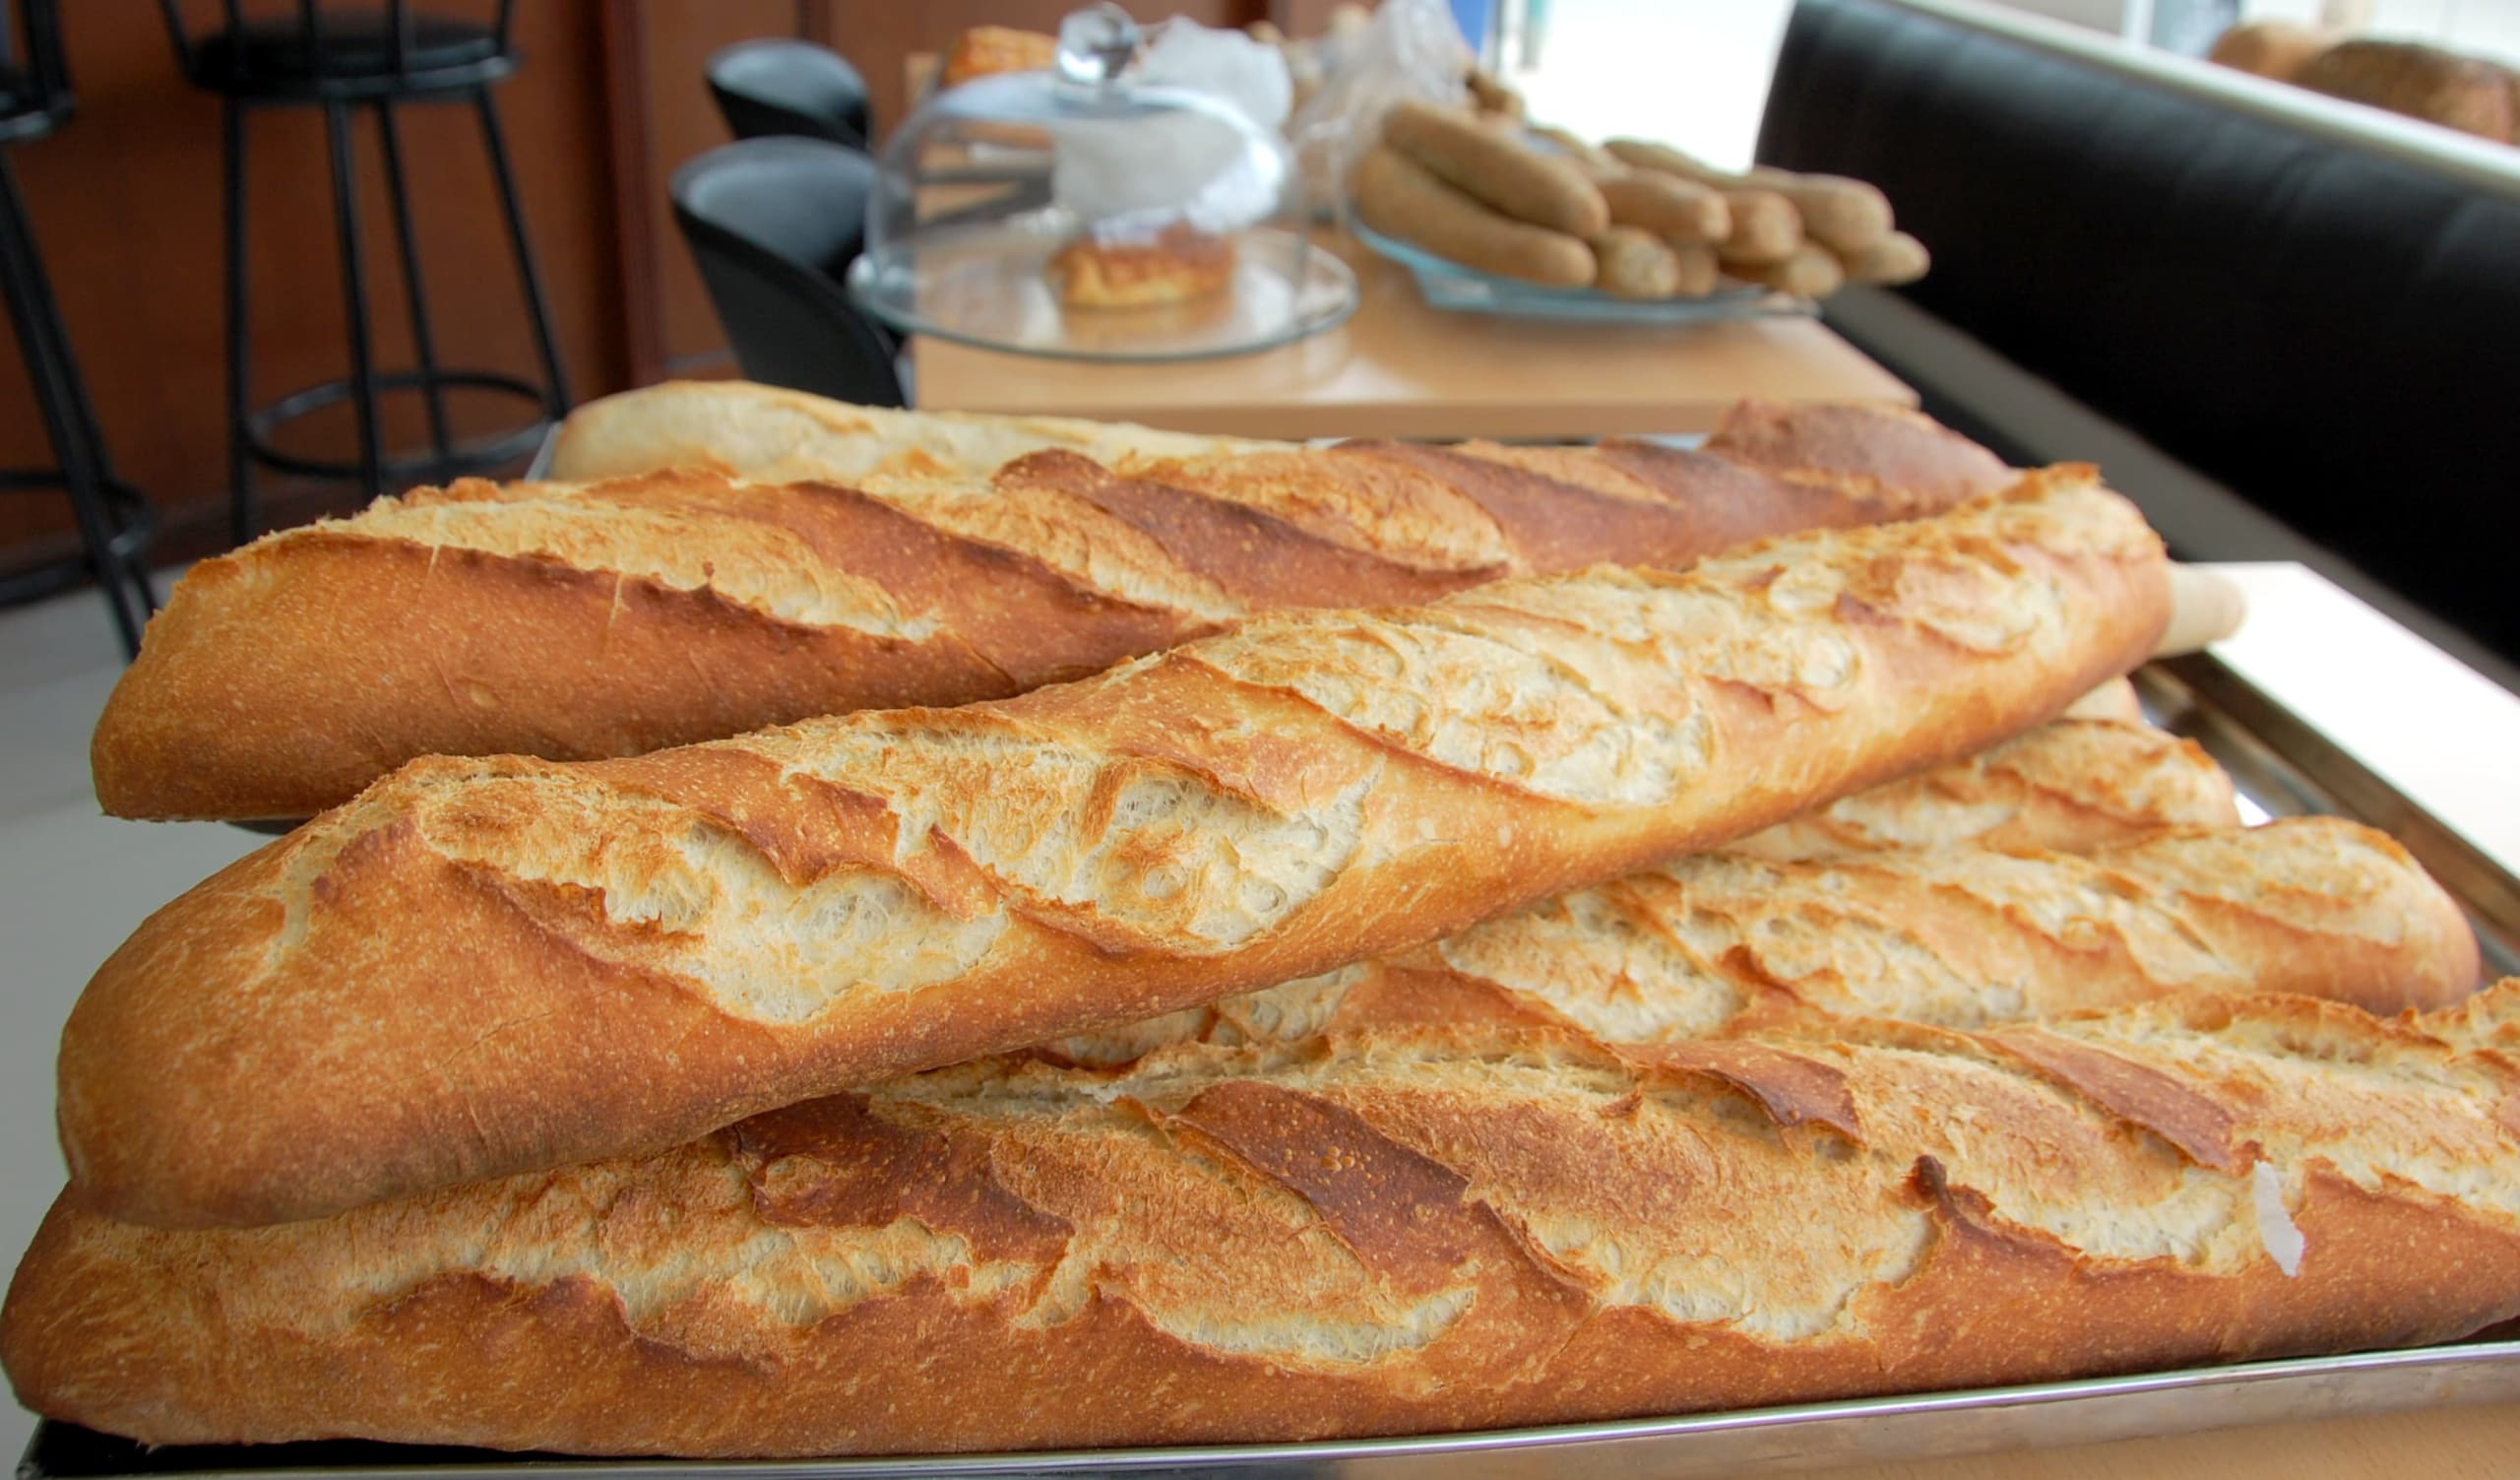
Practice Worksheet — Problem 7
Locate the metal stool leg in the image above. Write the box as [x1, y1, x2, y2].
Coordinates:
[0, 152, 148, 658]
[472, 87, 569, 414]
[373, 97, 451, 466]
[322, 99, 384, 502]
[223, 97, 257, 547]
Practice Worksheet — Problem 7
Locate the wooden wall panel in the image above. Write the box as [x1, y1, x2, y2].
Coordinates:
[823, 0, 1255, 140]
[0, 2, 624, 558]
[0, 0, 1267, 571]
[637, 0, 803, 377]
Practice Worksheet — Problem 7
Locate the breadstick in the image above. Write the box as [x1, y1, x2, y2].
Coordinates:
[1672, 241, 1723, 296]
[1596, 169, 1731, 245]
[1842, 229, 1931, 286]
[1587, 225, 1682, 298]
[1717, 188, 1801, 263]
[1382, 98, 1608, 235]
[1608, 138, 1894, 254]
[1745, 165, 1896, 253]
[1730, 240, 1845, 298]
[1352, 146, 1596, 287]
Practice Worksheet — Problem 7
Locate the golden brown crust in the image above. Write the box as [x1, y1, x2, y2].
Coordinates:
[940, 26, 1057, 88]
[1725, 713, 2233, 860]
[1706, 398, 2015, 509]
[15, 988, 2520, 1455]
[1051, 813, 2475, 1065]
[1049, 227, 1237, 309]
[96, 398, 1996, 821]
[62, 475, 2170, 1228]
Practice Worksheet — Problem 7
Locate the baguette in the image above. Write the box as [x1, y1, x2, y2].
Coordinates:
[1704, 398, 2013, 506]
[1054, 815, 2474, 1065]
[62, 472, 2172, 1228]
[16, 986, 2520, 1454]
[98, 403, 2002, 822]
[1723, 710, 2231, 859]
[1379, 98, 1609, 236]
[546, 380, 1283, 485]
[1351, 146, 1596, 287]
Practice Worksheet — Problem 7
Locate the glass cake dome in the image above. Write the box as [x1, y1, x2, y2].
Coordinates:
[846, 5, 1357, 362]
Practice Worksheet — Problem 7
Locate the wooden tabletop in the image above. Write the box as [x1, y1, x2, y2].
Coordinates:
[908, 233, 1917, 441]
[1804, 1399, 2520, 1480]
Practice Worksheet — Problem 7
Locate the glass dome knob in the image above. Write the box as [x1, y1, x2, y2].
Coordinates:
[1056, 4, 1141, 86]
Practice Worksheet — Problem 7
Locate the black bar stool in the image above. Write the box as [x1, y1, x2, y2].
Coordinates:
[157, 0, 569, 544]
[0, 0, 158, 658]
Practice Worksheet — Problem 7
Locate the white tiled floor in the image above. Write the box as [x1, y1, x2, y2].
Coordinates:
[0, 585, 263, 1457]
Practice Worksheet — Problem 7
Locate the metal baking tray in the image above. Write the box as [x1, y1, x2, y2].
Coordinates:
[31, 648, 2520, 1478]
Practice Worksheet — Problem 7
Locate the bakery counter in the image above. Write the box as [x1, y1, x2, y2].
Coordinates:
[908, 230, 1919, 441]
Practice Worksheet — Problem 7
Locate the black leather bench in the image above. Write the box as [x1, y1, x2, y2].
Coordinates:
[1756, 0, 2520, 682]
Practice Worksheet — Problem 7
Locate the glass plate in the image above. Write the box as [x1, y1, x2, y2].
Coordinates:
[1352, 222, 1814, 324]
[847, 225, 1358, 364]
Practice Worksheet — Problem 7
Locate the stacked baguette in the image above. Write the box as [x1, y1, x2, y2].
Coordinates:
[13, 987, 2520, 1454]
[62, 466, 2173, 1229]
[12, 389, 2511, 1458]
[94, 383, 2012, 821]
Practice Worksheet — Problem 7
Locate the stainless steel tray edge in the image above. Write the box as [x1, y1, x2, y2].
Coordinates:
[25, 1341, 2520, 1480]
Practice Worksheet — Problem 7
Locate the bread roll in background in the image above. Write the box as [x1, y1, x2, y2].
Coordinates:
[2296, 38, 2518, 142]
[14, 986, 2520, 1454]
[2209, 19, 2338, 82]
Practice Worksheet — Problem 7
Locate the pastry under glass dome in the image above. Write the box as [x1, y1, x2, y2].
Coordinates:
[847, 6, 1358, 363]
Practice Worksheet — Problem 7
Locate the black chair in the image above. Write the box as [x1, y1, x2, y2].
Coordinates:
[670, 136, 903, 408]
[0, 0, 158, 657]
[707, 38, 871, 150]
[157, 0, 569, 544]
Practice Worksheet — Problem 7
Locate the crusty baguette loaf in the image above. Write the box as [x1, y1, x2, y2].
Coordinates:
[1701, 708, 2230, 858]
[97, 406, 2007, 822]
[1704, 397, 2011, 506]
[1051, 815, 2475, 1065]
[567, 381, 2021, 507]
[16, 986, 2520, 1455]
[62, 472, 2171, 1228]
[547, 380, 1284, 485]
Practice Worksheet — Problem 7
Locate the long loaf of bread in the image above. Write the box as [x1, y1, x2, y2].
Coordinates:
[94, 396, 2014, 821]
[60, 473, 2169, 1229]
[14, 985, 2520, 1455]
[1053, 815, 2477, 1065]
[546, 379, 1287, 484]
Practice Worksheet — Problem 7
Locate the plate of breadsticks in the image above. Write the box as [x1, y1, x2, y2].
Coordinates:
[9, 382, 2520, 1474]
[1348, 98, 1928, 317]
